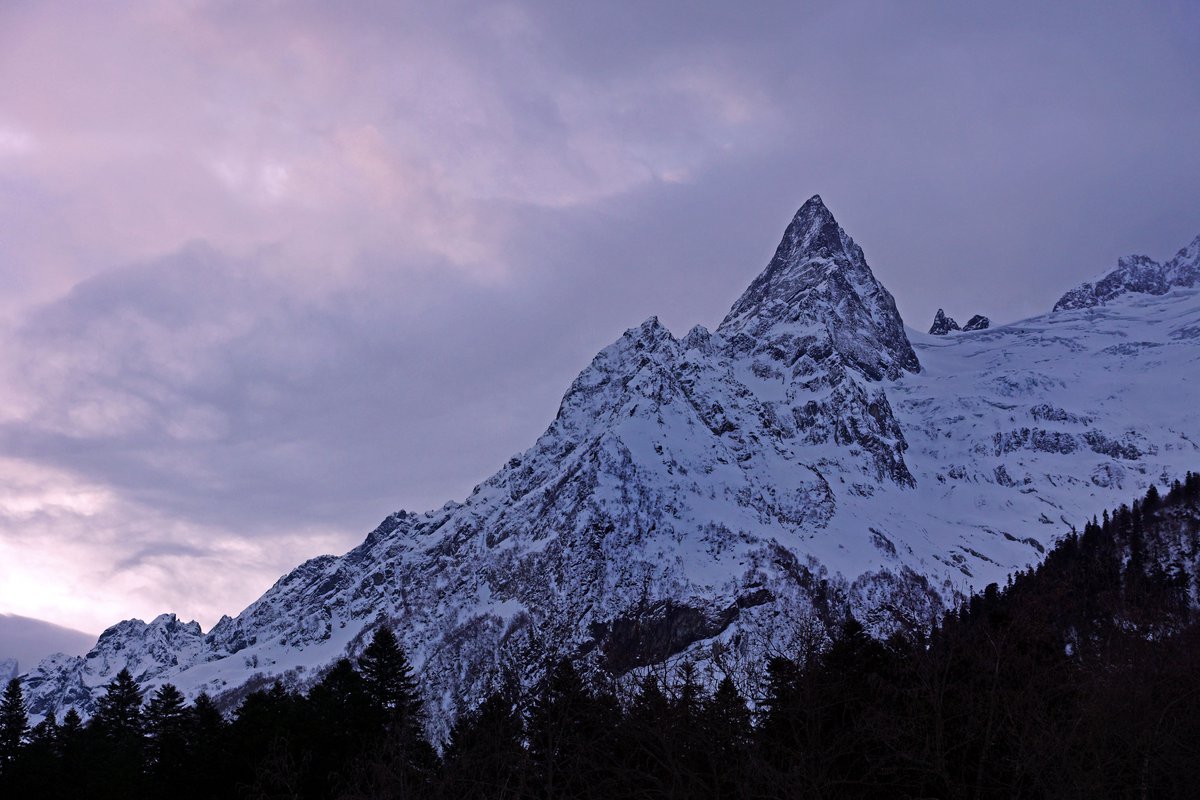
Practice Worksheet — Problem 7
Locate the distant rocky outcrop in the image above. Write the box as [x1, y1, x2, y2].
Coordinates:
[1054, 235, 1200, 311]
[930, 310, 990, 335]
[929, 309, 960, 335]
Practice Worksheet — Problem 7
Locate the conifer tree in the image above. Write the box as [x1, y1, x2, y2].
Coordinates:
[355, 623, 422, 719]
[704, 676, 752, 798]
[28, 709, 57, 750]
[185, 692, 226, 800]
[60, 707, 82, 740]
[57, 706, 84, 791]
[93, 667, 144, 740]
[145, 683, 187, 742]
[0, 678, 28, 769]
[629, 673, 670, 724]
[358, 624, 424, 738]
[345, 626, 437, 798]
[145, 682, 188, 786]
[92, 668, 147, 797]
[189, 692, 222, 733]
[527, 658, 620, 799]
[442, 689, 527, 799]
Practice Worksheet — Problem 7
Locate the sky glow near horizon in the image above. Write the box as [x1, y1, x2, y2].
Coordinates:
[1, 0, 1198, 639]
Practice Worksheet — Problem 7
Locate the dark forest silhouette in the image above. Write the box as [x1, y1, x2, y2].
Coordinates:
[2, 474, 1198, 799]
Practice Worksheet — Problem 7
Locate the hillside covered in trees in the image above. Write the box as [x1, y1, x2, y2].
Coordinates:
[2, 474, 1198, 799]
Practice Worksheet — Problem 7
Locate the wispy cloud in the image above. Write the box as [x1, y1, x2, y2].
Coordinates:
[1, 0, 1198, 633]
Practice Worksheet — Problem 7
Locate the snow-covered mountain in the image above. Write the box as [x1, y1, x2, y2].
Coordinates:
[21, 197, 1200, 736]
[1054, 233, 1200, 310]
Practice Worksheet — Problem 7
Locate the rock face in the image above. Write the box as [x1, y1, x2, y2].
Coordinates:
[716, 195, 920, 485]
[963, 314, 990, 331]
[928, 309, 960, 335]
[1054, 235, 1200, 311]
[722, 196, 920, 382]
[21, 203, 1200, 742]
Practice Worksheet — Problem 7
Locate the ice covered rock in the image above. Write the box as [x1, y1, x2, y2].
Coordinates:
[1054, 234, 1200, 311]
[928, 309, 960, 335]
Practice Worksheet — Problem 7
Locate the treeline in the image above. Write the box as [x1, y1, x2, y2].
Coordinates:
[2, 474, 1198, 799]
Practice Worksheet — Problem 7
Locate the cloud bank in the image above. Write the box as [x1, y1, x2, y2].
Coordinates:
[0, 0, 1198, 633]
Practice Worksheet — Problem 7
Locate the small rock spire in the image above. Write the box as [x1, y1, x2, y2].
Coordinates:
[928, 309, 960, 336]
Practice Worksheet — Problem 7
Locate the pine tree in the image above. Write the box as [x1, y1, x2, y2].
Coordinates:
[341, 629, 436, 799]
[28, 709, 57, 750]
[629, 673, 670, 725]
[527, 658, 620, 798]
[706, 676, 751, 753]
[304, 658, 373, 797]
[442, 689, 527, 799]
[60, 707, 82, 740]
[58, 706, 84, 793]
[93, 668, 144, 740]
[189, 692, 222, 734]
[704, 676, 752, 799]
[92, 668, 147, 797]
[186, 693, 226, 800]
[145, 682, 188, 787]
[358, 624, 424, 737]
[145, 683, 187, 742]
[0, 678, 28, 769]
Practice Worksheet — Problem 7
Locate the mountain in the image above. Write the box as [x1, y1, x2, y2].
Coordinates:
[962, 314, 989, 331]
[929, 311, 989, 335]
[21, 198, 1200, 737]
[928, 309, 959, 335]
[1054, 234, 1200, 310]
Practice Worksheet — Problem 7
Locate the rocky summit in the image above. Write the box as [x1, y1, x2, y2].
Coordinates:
[1054, 234, 1200, 311]
[928, 309, 960, 335]
[21, 200, 1200, 741]
[963, 314, 990, 331]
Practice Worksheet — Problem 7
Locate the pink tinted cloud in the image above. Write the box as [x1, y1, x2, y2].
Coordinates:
[0, 0, 773, 311]
[2, 0, 1197, 638]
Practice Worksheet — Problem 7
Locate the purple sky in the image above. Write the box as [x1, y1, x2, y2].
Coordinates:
[1, 1, 1198, 636]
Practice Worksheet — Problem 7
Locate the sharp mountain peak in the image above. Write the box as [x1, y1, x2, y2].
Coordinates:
[719, 196, 920, 382]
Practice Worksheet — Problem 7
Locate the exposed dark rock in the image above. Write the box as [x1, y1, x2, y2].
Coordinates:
[992, 427, 1078, 456]
[929, 309, 960, 335]
[963, 314, 990, 331]
[589, 592, 772, 674]
[715, 195, 918, 484]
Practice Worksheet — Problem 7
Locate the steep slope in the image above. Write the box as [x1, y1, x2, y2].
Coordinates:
[21, 200, 1200, 738]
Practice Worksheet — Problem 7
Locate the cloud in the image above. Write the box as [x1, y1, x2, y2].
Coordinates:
[0, 614, 96, 672]
[0, 0, 1198, 632]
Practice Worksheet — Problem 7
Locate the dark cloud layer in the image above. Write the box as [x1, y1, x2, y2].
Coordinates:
[0, 1, 1197, 631]
[0, 614, 95, 671]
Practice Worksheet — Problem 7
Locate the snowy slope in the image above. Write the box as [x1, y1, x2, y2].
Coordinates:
[21, 198, 1200, 736]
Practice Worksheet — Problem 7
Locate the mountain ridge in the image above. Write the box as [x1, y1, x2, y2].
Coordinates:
[20, 201, 1200, 739]
[1054, 233, 1200, 311]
